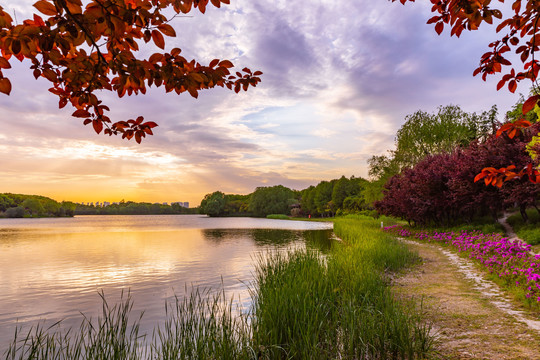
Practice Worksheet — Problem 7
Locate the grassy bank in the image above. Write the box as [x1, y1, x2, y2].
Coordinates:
[5, 216, 433, 359]
[507, 209, 540, 247]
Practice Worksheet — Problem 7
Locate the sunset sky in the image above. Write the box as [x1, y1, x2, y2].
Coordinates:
[0, 0, 530, 206]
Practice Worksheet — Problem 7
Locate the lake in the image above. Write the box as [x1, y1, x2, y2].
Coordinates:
[0, 215, 333, 350]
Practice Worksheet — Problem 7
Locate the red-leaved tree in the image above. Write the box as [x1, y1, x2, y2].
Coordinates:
[375, 123, 540, 225]
[0, 0, 262, 142]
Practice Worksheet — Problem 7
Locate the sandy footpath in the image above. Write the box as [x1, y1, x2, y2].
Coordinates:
[393, 240, 540, 360]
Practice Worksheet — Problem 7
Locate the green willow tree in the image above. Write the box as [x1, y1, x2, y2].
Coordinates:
[199, 191, 226, 217]
[393, 105, 498, 170]
[249, 185, 295, 217]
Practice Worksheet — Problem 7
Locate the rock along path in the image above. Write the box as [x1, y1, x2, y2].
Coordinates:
[394, 239, 540, 360]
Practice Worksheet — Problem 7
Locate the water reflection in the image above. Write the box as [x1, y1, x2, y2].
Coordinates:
[202, 228, 334, 251]
[0, 215, 333, 351]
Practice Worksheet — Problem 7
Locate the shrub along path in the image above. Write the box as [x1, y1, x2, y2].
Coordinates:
[393, 240, 540, 359]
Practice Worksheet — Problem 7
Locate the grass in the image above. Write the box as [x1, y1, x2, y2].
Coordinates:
[506, 208, 540, 246]
[265, 214, 290, 220]
[4, 216, 434, 359]
[416, 215, 506, 236]
[5, 291, 145, 360]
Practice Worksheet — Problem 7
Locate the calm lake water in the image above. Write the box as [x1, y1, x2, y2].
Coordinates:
[0, 215, 333, 350]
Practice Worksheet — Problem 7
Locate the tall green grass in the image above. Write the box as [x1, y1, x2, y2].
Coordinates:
[5, 216, 433, 359]
[507, 209, 540, 245]
[151, 288, 252, 359]
[250, 215, 433, 359]
[5, 291, 145, 360]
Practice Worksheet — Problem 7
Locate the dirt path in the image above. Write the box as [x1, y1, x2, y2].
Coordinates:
[393, 240, 540, 360]
[498, 212, 520, 242]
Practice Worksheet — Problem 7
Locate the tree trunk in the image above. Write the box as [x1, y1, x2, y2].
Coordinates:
[520, 204, 529, 223]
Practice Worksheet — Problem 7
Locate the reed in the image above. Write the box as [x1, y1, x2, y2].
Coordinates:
[5, 291, 145, 360]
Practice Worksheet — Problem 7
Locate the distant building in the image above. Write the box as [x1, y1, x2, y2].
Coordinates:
[103, 202, 110, 207]
[163, 202, 168, 206]
[172, 201, 189, 208]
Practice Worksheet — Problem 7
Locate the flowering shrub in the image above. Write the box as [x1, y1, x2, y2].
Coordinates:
[384, 225, 540, 303]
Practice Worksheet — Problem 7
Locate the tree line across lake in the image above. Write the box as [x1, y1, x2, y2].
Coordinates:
[199, 176, 374, 218]
[0, 193, 77, 218]
[0, 194, 197, 218]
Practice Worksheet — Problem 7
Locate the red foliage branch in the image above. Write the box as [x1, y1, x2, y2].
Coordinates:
[0, 0, 262, 142]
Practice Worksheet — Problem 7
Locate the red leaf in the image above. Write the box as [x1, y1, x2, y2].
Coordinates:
[427, 16, 439, 25]
[0, 56, 10, 69]
[158, 24, 176, 37]
[188, 88, 198, 98]
[522, 95, 539, 114]
[11, 39, 21, 55]
[92, 119, 103, 134]
[72, 109, 90, 118]
[474, 172, 485, 182]
[0, 78, 11, 95]
[508, 80, 517, 93]
[143, 121, 158, 128]
[435, 22, 444, 35]
[198, 0, 207, 13]
[218, 60, 234, 68]
[151, 30, 165, 50]
[33, 0, 58, 16]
